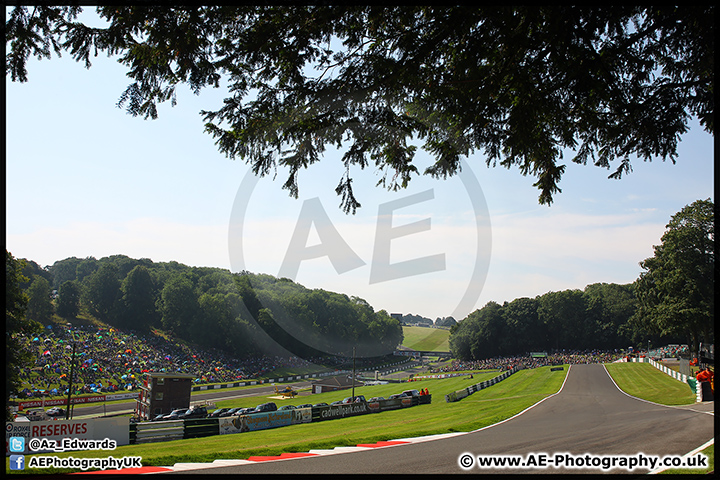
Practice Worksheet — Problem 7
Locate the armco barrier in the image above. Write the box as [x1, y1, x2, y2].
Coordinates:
[445, 367, 518, 403]
[133, 420, 184, 444]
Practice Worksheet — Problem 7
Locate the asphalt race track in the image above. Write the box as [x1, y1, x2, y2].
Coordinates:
[158, 364, 714, 475]
[68, 381, 317, 418]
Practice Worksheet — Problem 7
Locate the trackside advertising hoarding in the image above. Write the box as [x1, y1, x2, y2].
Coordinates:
[6, 417, 130, 455]
[316, 402, 370, 421]
[17, 392, 139, 410]
[218, 410, 295, 435]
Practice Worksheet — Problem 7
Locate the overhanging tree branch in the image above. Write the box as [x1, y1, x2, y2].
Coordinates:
[6, 6, 714, 211]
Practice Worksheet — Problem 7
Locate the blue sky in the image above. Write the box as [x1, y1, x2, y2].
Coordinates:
[5, 11, 714, 321]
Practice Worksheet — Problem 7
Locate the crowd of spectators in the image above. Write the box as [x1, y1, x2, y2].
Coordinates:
[13, 324, 320, 399]
[17, 324, 664, 400]
[648, 344, 689, 359]
[430, 349, 625, 374]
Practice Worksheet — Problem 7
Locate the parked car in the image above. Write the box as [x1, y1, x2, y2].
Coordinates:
[218, 407, 243, 417]
[313, 402, 328, 407]
[208, 408, 229, 418]
[277, 405, 296, 411]
[342, 395, 366, 404]
[150, 413, 167, 422]
[252, 402, 277, 413]
[161, 408, 189, 420]
[367, 396, 385, 402]
[296, 404, 312, 409]
[178, 405, 208, 419]
[401, 389, 420, 397]
[388, 393, 404, 399]
[235, 407, 255, 416]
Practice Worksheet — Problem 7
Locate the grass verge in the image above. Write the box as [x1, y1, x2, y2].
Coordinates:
[8, 366, 564, 474]
[604, 362, 696, 405]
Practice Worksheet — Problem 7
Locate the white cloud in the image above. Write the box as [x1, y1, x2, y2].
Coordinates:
[490, 211, 665, 266]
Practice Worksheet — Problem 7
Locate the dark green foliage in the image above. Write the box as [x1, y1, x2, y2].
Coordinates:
[81, 263, 122, 322]
[449, 200, 714, 361]
[159, 274, 199, 337]
[75, 257, 99, 283]
[538, 289, 588, 351]
[25, 255, 403, 361]
[48, 256, 82, 289]
[245, 274, 404, 358]
[501, 297, 542, 353]
[6, 250, 42, 420]
[631, 199, 714, 355]
[25, 275, 54, 323]
[6, 6, 713, 212]
[56, 280, 80, 319]
[583, 283, 638, 349]
[118, 265, 159, 331]
[449, 285, 641, 361]
[435, 316, 457, 328]
[19, 259, 53, 290]
[400, 314, 434, 326]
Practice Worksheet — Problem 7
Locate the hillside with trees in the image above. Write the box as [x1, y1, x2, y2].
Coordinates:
[17, 255, 404, 361]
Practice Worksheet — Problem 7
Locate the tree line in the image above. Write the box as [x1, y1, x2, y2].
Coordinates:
[449, 199, 714, 360]
[17, 255, 404, 360]
[449, 283, 644, 359]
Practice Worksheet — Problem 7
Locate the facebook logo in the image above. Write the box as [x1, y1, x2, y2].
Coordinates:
[10, 454, 25, 470]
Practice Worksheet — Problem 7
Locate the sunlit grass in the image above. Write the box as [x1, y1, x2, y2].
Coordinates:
[8, 366, 564, 473]
[604, 363, 696, 405]
[401, 326, 450, 352]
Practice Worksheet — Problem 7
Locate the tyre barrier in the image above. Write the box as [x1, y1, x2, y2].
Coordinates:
[444, 367, 518, 403]
[184, 418, 221, 439]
